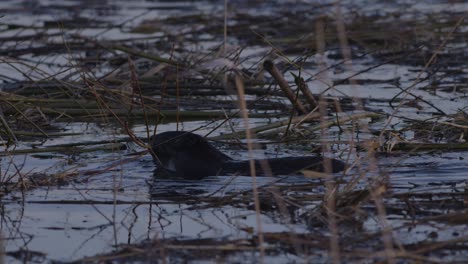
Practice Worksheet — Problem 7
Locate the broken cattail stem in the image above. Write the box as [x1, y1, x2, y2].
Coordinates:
[292, 72, 318, 109]
[263, 60, 308, 114]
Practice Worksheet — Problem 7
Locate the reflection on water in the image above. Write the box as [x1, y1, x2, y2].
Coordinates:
[0, 0, 467, 262]
[2, 147, 466, 261]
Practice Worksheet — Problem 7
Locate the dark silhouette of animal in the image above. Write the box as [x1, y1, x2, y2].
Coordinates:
[150, 131, 345, 180]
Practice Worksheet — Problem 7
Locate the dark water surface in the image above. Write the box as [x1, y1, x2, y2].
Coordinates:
[0, 0, 467, 263]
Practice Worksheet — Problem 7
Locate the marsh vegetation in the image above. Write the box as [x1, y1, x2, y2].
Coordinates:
[0, 0, 467, 263]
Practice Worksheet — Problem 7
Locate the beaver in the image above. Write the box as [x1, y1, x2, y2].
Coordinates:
[150, 131, 345, 180]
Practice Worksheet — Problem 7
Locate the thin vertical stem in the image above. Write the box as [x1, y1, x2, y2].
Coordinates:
[235, 73, 265, 263]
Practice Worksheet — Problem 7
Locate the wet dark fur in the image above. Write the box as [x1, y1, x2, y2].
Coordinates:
[150, 131, 345, 180]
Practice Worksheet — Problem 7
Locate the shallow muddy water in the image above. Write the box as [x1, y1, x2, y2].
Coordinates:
[0, 0, 467, 263]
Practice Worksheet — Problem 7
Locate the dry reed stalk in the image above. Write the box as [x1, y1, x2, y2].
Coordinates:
[84, 79, 147, 149]
[263, 60, 308, 115]
[110, 44, 179, 66]
[382, 14, 466, 137]
[292, 72, 318, 109]
[306, 112, 381, 132]
[315, 14, 341, 264]
[377, 13, 465, 264]
[0, 99, 47, 137]
[128, 56, 152, 141]
[0, 109, 17, 142]
[209, 112, 322, 140]
[0, 142, 125, 156]
[234, 72, 265, 262]
[0, 232, 4, 264]
[388, 142, 468, 151]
